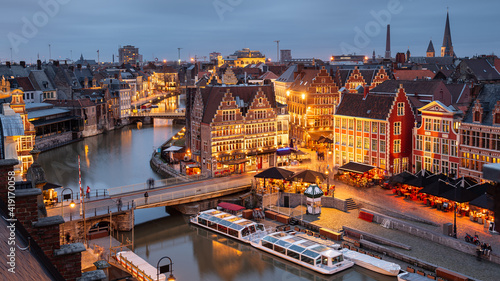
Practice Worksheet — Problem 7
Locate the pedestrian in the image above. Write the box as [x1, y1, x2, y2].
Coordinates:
[131, 199, 135, 209]
[151, 179, 155, 189]
[65, 232, 71, 244]
[144, 192, 149, 204]
[86, 186, 90, 199]
[117, 198, 122, 211]
[476, 244, 482, 261]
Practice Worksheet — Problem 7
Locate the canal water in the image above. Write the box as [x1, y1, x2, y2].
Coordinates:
[38, 124, 396, 281]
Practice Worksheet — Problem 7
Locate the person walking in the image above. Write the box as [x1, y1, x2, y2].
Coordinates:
[144, 192, 149, 204]
[86, 186, 90, 199]
[117, 198, 122, 211]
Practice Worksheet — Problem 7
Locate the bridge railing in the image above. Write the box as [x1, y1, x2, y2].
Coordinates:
[135, 177, 251, 208]
[107, 172, 210, 196]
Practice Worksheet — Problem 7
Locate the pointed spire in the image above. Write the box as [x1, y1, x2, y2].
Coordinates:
[427, 40, 435, 53]
[441, 10, 454, 57]
[385, 24, 391, 59]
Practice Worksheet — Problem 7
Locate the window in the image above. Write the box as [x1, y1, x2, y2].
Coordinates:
[394, 122, 401, 135]
[335, 133, 340, 144]
[450, 140, 457, 157]
[342, 119, 347, 129]
[364, 121, 370, 132]
[442, 120, 450, 133]
[380, 123, 386, 135]
[442, 161, 449, 176]
[380, 140, 386, 153]
[372, 122, 378, 133]
[393, 158, 401, 174]
[424, 137, 431, 152]
[397, 102, 404, 116]
[348, 120, 354, 130]
[335, 118, 340, 128]
[415, 155, 422, 172]
[433, 120, 441, 132]
[364, 138, 369, 150]
[372, 139, 378, 151]
[424, 119, 432, 131]
[416, 135, 423, 150]
[348, 136, 354, 147]
[222, 110, 236, 121]
[433, 138, 440, 154]
[356, 120, 362, 131]
[380, 158, 386, 169]
[394, 139, 401, 153]
[442, 139, 449, 155]
[402, 157, 408, 171]
[424, 157, 432, 170]
[450, 163, 458, 178]
[341, 135, 346, 146]
[432, 159, 440, 173]
[495, 113, 500, 125]
[474, 111, 481, 122]
[356, 138, 362, 148]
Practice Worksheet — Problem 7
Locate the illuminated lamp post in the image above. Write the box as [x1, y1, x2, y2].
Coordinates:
[157, 256, 176, 281]
[61, 188, 75, 243]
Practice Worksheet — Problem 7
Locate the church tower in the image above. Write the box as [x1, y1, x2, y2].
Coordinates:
[441, 11, 454, 57]
[426, 40, 435, 57]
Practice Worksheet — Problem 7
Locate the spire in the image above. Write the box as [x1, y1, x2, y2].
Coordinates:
[372, 50, 376, 60]
[426, 40, 435, 57]
[441, 11, 454, 57]
[385, 24, 391, 59]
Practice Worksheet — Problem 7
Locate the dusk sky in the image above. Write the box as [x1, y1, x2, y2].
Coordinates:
[2, 0, 499, 63]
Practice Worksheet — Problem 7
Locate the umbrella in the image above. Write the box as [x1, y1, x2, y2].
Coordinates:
[388, 171, 416, 184]
[439, 183, 486, 203]
[450, 176, 478, 188]
[418, 179, 455, 197]
[469, 193, 494, 211]
[288, 170, 327, 184]
[254, 167, 294, 180]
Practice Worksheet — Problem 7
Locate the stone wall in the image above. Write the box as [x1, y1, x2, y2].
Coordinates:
[62, 210, 133, 242]
[274, 193, 347, 212]
[35, 131, 74, 151]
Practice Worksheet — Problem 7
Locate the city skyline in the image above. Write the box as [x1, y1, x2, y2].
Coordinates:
[2, 0, 500, 63]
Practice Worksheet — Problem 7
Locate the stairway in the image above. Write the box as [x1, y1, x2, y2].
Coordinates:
[345, 198, 358, 210]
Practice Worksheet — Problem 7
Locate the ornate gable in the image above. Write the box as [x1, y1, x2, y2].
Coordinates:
[346, 66, 366, 93]
[308, 66, 338, 93]
[370, 66, 389, 89]
[247, 88, 276, 120]
[493, 100, 500, 125]
[472, 100, 483, 123]
[222, 68, 238, 85]
[212, 89, 243, 123]
[208, 71, 222, 85]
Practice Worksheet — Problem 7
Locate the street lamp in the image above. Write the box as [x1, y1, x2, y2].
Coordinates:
[157, 256, 176, 281]
[61, 188, 75, 243]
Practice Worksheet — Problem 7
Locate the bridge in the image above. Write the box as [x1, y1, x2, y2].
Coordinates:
[129, 111, 185, 120]
[46, 174, 254, 235]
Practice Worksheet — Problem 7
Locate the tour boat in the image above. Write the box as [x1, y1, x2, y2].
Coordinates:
[339, 248, 401, 276]
[250, 232, 354, 275]
[189, 209, 268, 244]
[397, 271, 429, 281]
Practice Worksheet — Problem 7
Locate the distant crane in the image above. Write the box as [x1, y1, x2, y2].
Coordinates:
[274, 40, 280, 63]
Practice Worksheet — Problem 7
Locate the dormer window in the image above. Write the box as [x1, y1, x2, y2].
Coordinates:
[472, 101, 483, 123]
[495, 113, 500, 125]
[474, 111, 481, 122]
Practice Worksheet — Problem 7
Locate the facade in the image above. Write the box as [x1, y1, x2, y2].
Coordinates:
[29, 70, 57, 101]
[413, 101, 461, 177]
[459, 84, 500, 181]
[280, 50, 292, 64]
[224, 48, 266, 67]
[287, 67, 339, 146]
[119, 45, 142, 64]
[441, 11, 454, 57]
[273, 65, 297, 104]
[190, 84, 288, 176]
[333, 86, 415, 174]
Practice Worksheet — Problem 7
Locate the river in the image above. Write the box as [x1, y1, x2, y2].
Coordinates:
[38, 124, 396, 281]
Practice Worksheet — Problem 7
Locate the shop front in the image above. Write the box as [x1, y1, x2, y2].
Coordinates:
[337, 161, 385, 187]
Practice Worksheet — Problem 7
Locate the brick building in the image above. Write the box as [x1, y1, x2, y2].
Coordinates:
[413, 101, 461, 177]
[333, 85, 415, 174]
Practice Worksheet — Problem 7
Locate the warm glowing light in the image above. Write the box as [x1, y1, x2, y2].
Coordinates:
[364, 56, 368, 60]
[163, 59, 166, 63]
[84, 145, 89, 156]
[301, 93, 305, 100]
[286, 90, 290, 96]
[190, 57, 194, 61]
[69, 201, 76, 208]
[330, 56, 334, 61]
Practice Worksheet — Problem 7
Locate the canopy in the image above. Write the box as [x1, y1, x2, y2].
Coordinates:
[439, 184, 484, 203]
[450, 176, 478, 188]
[43, 182, 62, 190]
[254, 167, 294, 180]
[388, 171, 416, 184]
[418, 179, 454, 197]
[304, 184, 324, 198]
[406, 171, 451, 188]
[291, 149, 307, 156]
[469, 193, 494, 211]
[289, 170, 327, 184]
[163, 146, 183, 152]
[339, 162, 375, 174]
[218, 202, 245, 212]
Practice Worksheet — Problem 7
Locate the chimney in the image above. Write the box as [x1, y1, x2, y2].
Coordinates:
[37, 60, 42, 70]
[20, 61, 26, 68]
[363, 86, 370, 99]
[6, 61, 11, 68]
[54, 60, 59, 67]
[77, 64, 82, 70]
[385, 24, 391, 59]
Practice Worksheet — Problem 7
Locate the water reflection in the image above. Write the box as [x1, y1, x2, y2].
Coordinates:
[37, 124, 182, 194]
[133, 212, 397, 281]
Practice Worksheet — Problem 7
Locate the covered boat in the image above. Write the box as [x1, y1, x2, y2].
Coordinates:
[251, 232, 354, 275]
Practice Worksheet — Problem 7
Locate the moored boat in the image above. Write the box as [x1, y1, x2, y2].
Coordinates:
[189, 209, 268, 243]
[340, 248, 401, 276]
[251, 232, 354, 275]
[397, 270, 430, 281]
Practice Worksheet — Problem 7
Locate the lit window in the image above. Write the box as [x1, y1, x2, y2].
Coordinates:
[397, 102, 404, 116]
[394, 122, 401, 135]
[394, 139, 401, 153]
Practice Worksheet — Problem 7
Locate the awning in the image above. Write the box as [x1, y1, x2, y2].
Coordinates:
[339, 162, 376, 174]
[29, 116, 78, 127]
[221, 159, 248, 165]
[218, 202, 245, 212]
[276, 148, 292, 156]
[43, 182, 62, 190]
[163, 146, 183, 152]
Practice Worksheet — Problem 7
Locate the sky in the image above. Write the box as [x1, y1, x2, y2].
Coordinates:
[1, 0, 499, 63]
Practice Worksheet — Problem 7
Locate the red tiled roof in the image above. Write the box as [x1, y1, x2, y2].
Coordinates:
[393, 69, 435, 80]
[289, 69, 319, 91]
[259, 71, 278, 80]
[16, 77, 35, 91]
[336, 92, 395, 120]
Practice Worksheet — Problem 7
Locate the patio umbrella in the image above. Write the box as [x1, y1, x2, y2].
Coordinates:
[254, 167, 294, 180]
[469, 193, 494, 211]
[418, 179, 455, 197]
[388, 171, 416, 184]
[439, 183, 486, 203]
[288, 170, 327, 184]
[406, 170, 434, 188]
[450, 176, 478, 189]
